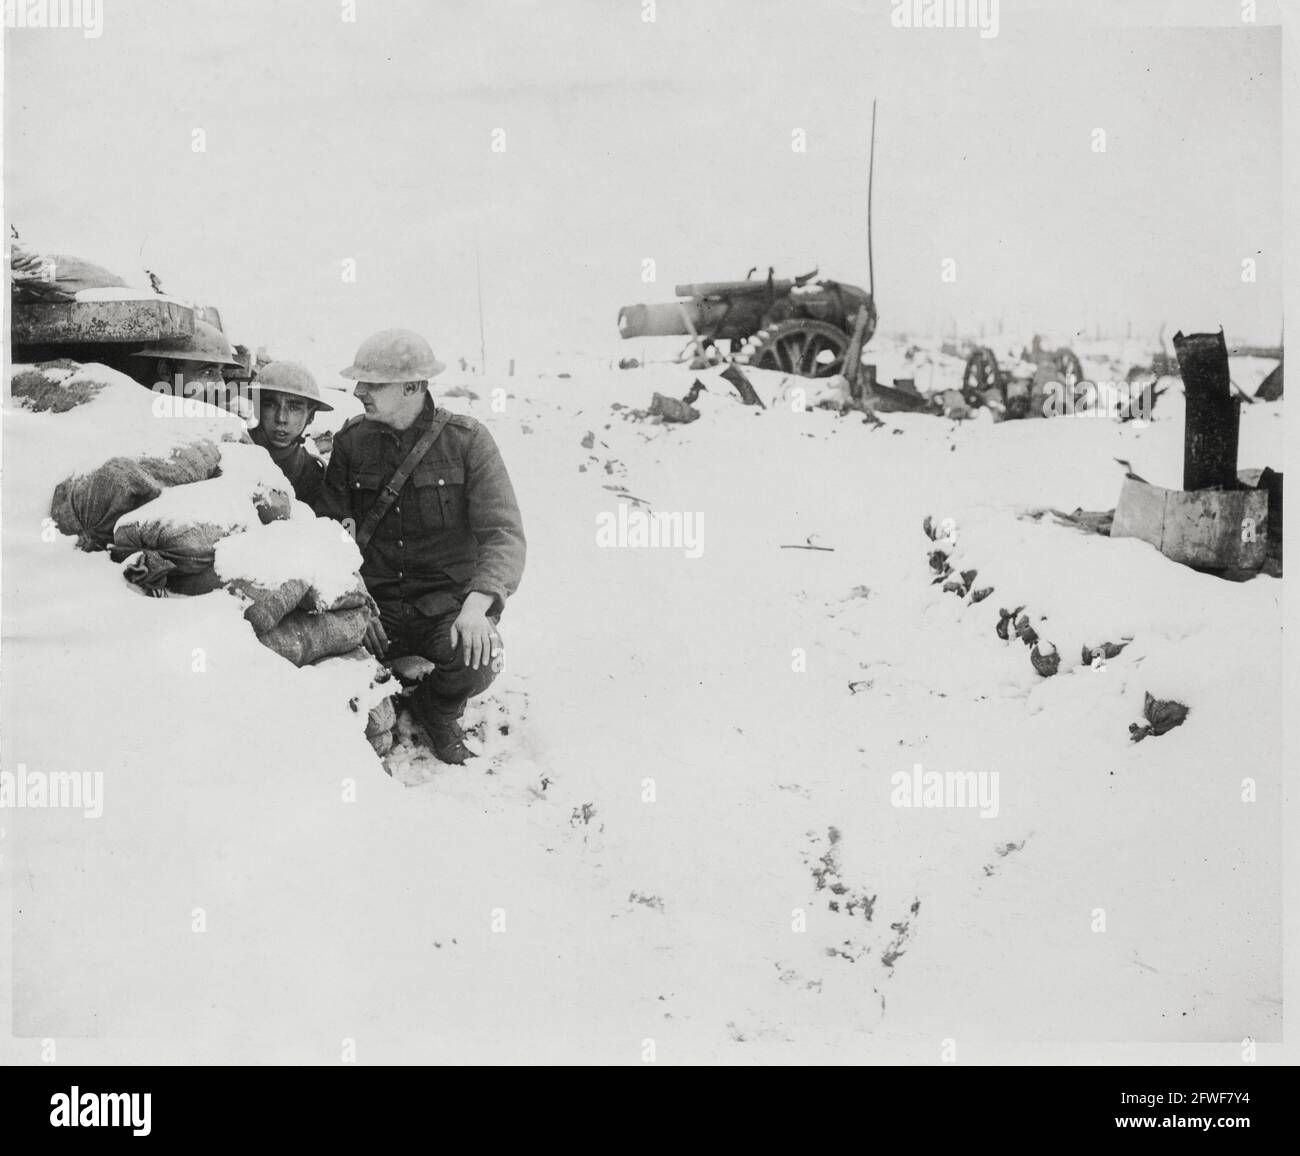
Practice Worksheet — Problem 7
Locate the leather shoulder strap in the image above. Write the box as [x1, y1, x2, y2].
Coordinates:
[353, 411, 452, 551]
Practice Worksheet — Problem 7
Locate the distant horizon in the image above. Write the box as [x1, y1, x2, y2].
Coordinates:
[5, 1, 1284, 366]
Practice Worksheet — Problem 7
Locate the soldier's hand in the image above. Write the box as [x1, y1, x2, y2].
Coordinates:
[364, 615, 389, 658]
[450, 602, 494, 670]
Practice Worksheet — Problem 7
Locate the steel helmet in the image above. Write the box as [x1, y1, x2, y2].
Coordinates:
[341, 328, 445, 383]
[256, 361, 334, 411]
[131, 319, 241, 366]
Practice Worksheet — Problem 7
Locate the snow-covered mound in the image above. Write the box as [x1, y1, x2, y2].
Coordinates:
[214, 516, 364, 604]
[114, 443, 292, 539]
[11, 362, 247, 479]
[2, 341, 1282, 1063]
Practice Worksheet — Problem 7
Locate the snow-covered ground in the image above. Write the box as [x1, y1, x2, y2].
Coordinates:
[0, 344, 1283, 1063]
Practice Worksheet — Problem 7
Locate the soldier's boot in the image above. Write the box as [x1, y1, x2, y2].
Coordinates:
[426, 716, 477, 765]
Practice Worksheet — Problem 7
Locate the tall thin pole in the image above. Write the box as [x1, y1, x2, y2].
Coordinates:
[867, 98, 877, 303]
[475, 235, 487, 375]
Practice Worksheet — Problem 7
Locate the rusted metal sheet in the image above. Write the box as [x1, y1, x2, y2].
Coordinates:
[12, 298, 196, 345]
[866, 381, 930, 413]
[1111, 476, 1268, 570]
[1255, 360, 1282, 401]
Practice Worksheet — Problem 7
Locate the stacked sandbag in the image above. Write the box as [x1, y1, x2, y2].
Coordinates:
[40, 364, 252, 551]
[224, 577, 313, 634]
[110, 445, 294, 595]
[112, 514, 232, 595]
[254, 606, 372, 667]
[222, 574, 373, 666]
[10, 244, 128, 303]
[214, 517, 373, 669]
[53, 441, 223, 550]
[365, 696, 398, 757]
[212, 441, 298, 524]
[225, 563, 373, 633]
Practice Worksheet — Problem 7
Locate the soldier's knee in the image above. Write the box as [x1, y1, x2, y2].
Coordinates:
[467, 662, 497, 697]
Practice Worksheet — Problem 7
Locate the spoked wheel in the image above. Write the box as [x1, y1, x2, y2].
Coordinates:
[1052, 348, 1084, 387]
[737, 319, 849, 378]
[962, 346, 1004, 405]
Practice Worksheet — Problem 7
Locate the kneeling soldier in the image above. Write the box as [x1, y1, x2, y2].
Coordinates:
[251, 361, 332, 510]
[319, 329, 526, 764]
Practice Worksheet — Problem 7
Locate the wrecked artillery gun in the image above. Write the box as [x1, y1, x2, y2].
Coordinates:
[960, 340, 1085, 418]
[617, 267, 877, 379]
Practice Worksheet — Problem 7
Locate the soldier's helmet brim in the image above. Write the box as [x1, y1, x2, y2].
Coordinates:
[340, 328, 446, 382]
[130, 320, 242, 366]
[255, 361, 335, 411]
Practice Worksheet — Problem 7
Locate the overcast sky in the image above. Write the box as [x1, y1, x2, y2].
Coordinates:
[4, 0, 1284, 385]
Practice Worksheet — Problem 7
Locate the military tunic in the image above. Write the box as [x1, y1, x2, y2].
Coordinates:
[318, 397, 526, 723]
[250, 425, 326, 512]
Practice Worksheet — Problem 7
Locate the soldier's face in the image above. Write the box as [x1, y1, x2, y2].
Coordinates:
[159, 360, 225, 392]
[259, 391, 311, 448]
[156, 360, 229, 408]
[353, 380, 409, 426]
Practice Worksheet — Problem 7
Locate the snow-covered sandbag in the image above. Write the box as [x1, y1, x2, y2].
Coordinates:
[365, 697, 397, 740]
[118, 551, 225, 596]
[252, 489, 293, 524]
[332, 646, 372, 664]
[368, 729, 395, 757]
[210, 442, 296, 524]
[108, 465, 291, 593]
[110, 517, 236, 593]
[223, 577, 314, 634]
[222, 574, 369, 635]
[10, 245, 128, 303]
[254, 606, 372, 667]
[51, 441, 223, 551]
[214, 515, 366, 617]
[302, 580, 371, 615]
[122, 553, 226, 600]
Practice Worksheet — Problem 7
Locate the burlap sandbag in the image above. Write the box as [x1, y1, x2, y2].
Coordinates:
[333, 647, 372, 663]
[225, 576, 369, 633]
[111, 517, 238, 594]
[365, 696, 397, 740]
[11, 246, 127, 302]
[301, 580, 372, 615]
[168, 568, 225, 596]
[120, 551, 223, 596]
[51, 441, 222, 551]
[255, 606, 371, 668]
[225, 576, 312, 634]
[253, 488, 293, 524]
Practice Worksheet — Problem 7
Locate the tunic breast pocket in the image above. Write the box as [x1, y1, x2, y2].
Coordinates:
[348, 467, 383, 520]
[412, 462, 467, 528]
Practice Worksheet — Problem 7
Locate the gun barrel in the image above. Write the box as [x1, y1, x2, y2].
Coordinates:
[617, 302, 702, 339]
[674, 279, 793, 299]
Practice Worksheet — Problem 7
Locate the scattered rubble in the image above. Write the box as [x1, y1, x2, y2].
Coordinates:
[647, 391, 699, 423]
[1129, 693, 1190, 743]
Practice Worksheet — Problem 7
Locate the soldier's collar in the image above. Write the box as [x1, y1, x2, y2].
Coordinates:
[414, 396, 440, 428]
